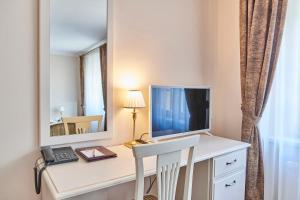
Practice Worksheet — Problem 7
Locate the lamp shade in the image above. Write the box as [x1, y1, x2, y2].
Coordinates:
[124, 90, 146, 108]
[59, 106, 65, 113]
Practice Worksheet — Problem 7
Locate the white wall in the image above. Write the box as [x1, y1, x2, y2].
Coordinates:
[0, 0, 40, 199]
[112, 0, 217, 144]
[0, 0, 241, 199]
[50, 55, 80, 122]
[212, 0, 241, 140]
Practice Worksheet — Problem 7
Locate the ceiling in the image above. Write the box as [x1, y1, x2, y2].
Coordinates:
[50, 0, 107, 56]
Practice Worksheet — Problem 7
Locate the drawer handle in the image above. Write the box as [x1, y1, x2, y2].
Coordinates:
[225, 180, 236, 188]
[226, 159, 237, 165]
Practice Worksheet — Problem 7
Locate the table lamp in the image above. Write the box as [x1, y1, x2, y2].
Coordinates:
[59, 106, 65, 121]
[124, 90, 146, 148]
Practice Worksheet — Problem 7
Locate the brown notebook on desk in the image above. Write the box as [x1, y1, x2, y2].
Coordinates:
[75, 146, 117, 162]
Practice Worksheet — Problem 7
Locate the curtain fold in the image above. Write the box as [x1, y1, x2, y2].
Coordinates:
[239, 0, 288, 199]
[82, 48, 105, 132]
[99, 43, 107, 131]
[79, 56, 85, 116]
[151, 88, 190, 135]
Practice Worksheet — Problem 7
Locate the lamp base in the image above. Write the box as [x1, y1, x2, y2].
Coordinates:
[124, 140, 139, 149]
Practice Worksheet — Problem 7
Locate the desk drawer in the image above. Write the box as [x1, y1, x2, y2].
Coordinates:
[213, 149, 246, 177]
[213, 170, 246, 200]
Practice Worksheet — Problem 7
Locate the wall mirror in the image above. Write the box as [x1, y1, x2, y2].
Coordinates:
[39, 0, 113, 146]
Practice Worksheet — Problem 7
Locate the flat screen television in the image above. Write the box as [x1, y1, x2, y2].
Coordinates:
[150, 85, 211, 139]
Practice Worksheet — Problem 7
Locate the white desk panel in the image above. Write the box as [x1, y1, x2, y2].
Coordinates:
[43, 135, 250, 199]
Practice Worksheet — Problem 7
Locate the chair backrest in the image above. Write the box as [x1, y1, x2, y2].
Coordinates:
[62, 115, 103, 134]
[132, 135, 200, 200]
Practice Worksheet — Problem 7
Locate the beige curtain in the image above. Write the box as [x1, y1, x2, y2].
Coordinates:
[240, 0, 288, 199]
[99, 43, 107, 131]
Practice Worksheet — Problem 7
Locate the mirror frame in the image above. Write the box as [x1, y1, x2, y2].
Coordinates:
[39, 0, 114, 146]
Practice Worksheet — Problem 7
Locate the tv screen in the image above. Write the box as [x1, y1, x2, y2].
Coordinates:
[151, 86, 210, 138]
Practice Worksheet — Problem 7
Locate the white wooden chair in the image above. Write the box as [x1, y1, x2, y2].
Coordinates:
[132, 135, 200, 200]
[62, 115, 103, 135]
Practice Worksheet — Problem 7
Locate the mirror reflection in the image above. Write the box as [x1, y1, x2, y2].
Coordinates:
[49, 0, 108, 136]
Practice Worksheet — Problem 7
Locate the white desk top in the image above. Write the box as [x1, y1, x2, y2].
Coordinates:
[43, 135, 250, 199]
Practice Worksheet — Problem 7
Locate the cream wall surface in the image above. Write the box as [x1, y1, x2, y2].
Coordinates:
[0, 0, 40, 200]
[50, 55, 81, 122]
[212, 0, 242, 140]
[112, 0, 217, 144]
[0, 0, 241, 199]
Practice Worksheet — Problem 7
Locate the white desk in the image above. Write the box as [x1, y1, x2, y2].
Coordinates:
[42, 135, 250, 200]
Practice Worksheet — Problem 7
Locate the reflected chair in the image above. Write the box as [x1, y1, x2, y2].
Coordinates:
[62, 115, 103, 134]
[132, 135, 200, 200]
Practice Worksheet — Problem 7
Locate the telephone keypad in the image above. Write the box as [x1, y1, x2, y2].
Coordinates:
[45, 147, 78, 165]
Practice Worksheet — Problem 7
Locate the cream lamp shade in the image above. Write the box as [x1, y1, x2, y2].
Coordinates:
[59, 106, 65, 113]
[124, 90, 146, 108]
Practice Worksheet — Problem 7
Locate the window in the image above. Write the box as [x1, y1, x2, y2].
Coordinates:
[83, 48, 105, 131]
[260, 0, 300, 199]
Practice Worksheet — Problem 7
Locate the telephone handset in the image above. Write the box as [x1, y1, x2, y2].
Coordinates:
[34, 146, 78, 194]
[41, 146, 55, 164]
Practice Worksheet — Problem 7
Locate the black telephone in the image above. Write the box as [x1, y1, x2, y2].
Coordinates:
[41, 146, 78, 165]
[34, 146, 78, 194]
